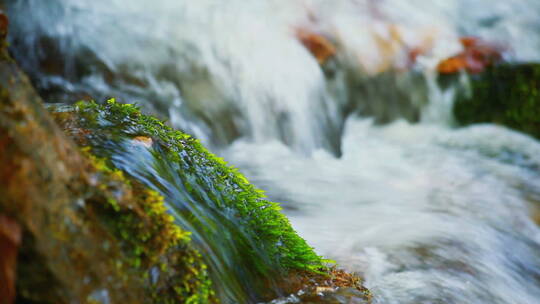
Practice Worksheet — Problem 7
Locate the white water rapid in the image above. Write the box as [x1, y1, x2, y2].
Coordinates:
[7, 0, 540, 303]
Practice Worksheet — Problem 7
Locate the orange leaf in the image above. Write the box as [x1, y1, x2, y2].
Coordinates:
[296, 28, 336, 64]
[438, 36, 503, 74]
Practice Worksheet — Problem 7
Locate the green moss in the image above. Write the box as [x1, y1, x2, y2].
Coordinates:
[454, 63, 540, 138]
[46, 98, 335, 302]
[82, 147, 214, 303]
[74, 99, 325, 273]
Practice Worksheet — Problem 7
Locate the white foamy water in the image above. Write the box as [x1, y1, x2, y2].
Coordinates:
[7, 0, 540, 303]
[225, 120, 540, 304]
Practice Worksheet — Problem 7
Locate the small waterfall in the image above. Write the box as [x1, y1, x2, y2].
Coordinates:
[7, 0, 540, 303]
[225, 121, 540, 304]
[7, 0, 344, 154]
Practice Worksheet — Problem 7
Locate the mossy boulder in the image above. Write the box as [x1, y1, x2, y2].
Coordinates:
[49, 99, 330, 302]
[47, 97, 372, 303]
[453, 63, 540, 138]
[69, 99, 324, 269]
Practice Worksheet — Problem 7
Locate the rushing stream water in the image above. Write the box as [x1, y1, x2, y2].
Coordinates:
[7, 0, 540, 303]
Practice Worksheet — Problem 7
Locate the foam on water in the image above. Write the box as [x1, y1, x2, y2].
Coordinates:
[225, 120, 540, 303]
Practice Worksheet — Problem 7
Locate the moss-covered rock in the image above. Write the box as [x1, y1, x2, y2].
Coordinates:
[51, 98, 374, 303]
[50, 99, 331, 302]
[73, 99, 324, 271]
[453, 63, 540, 138]
[0, 11, 370, 303]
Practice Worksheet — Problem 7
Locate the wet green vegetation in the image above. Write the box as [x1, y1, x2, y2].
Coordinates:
[51, 99, 332, 302]
[82, 149, 214, 303]
[454, 63, 540, 138]
[75, 99, 325, 271]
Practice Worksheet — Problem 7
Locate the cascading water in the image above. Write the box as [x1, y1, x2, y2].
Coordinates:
[7, 0, 540, 303]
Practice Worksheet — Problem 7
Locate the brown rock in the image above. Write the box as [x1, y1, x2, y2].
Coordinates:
[0, 11, 7, 40]
[0, 215, 21, 304]
[0, 17, 143, 304]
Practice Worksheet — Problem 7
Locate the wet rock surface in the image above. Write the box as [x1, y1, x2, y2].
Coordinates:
[0, 15, 212, 304]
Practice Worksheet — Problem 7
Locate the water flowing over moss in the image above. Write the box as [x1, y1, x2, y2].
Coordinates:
[81, 149, 214, 303]
[78, 99, 324, 271]
[454, 63, 540, 138]
[51, 99, 332, 303]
